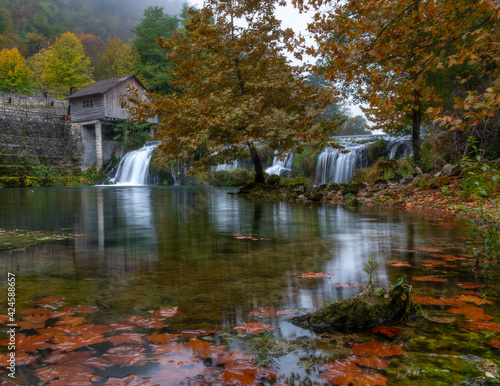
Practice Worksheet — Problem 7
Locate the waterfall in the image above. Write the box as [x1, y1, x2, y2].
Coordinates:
[170, 163, 190, 186]
[387, 138, 412, 159]
[315, 144, 369, 185]
[108, 142, 159, 185]
[212, 160, 239, 171]
[265, 153, 294, 177]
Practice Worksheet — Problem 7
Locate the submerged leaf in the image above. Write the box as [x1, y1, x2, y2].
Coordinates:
[301, 272, 334, 278]
[412, 275, 447, 282]
[488, 339, 500, 349]
[250, 307, 296, 317]
[320, 360, 389, 386]
[351, 340, 405, 357]
[234, 322, 278, 335]
[370, 326, 402, 338]
[459, 321, 500, 333]
[428, 317, 456, 324]
[148, 306, 182, 318]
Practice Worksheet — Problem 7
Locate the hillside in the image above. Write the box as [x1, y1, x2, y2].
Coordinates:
[0, 0, 185, 57]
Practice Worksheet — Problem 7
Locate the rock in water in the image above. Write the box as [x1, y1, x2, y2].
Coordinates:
[293, 284, 416, 332]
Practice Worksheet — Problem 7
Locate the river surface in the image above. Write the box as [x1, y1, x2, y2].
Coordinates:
[0, 186, 498, 385]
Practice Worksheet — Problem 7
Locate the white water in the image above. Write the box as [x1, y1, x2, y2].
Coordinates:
[387, 139, 412, 159]
[212, 160, 239, 171]
[315, 144, 369, 185]
[109, 143, 158, 185]
[266, 153, 294, 177]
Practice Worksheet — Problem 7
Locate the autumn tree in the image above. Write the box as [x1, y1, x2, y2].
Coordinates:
[127, 0, 339, 183]
[99, 37, 138, 80]
[132, 6, 179, 94]
[298, 0, 500, 164]
[0, 48, 32, 90]
[43, 32, 93, 95]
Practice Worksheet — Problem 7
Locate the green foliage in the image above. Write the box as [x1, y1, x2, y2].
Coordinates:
[408, 142, 434, 173]
[291, 148, 320, 178]
[132, 6, 179, 94]
[250, 331, 276, 367]
[456, 138, 500, 278]
[340, 115, 372, 136]
[459, 139, 499, 200]
[113, 120, 151, 150]
[32, 165, 55, 177]
[211, 169, 251, 187]
[280, 175, 307, 186]
[365, 140, 388, 163]
[457, 201, 500, 278]
[363, 253, 379, 289]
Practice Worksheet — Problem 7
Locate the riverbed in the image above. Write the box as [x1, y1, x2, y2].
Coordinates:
[0, 186, 498, 385]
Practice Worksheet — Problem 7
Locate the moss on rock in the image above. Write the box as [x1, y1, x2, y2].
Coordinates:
[293, 284, 417, 332]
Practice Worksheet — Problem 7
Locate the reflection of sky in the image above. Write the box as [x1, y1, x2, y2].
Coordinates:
[115, 187, 153, 231]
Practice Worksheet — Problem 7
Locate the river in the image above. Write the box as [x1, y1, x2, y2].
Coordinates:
[0, 186, 498, 385]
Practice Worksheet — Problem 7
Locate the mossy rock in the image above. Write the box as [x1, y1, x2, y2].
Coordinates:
[426, 176, 450, 189]
[351, 158, 400, 185]
[343, 182, 360, 195]
[292, 284, 416, 332]
[304, 189, 323, 202]
[266, 174, 281, 186]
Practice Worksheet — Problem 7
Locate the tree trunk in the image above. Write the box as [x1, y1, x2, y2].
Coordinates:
[248, 144, 265, 184]
[412, 92, 422, 166]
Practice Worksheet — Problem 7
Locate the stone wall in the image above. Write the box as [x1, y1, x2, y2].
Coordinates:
[0, 116, 81, 178]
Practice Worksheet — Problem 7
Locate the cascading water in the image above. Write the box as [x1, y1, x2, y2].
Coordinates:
[315, 144, 369, 185]
[108, 142, 159, 185]
[211, 160, 239, 171]
[265, 153, 294, 177]
[387, 138, 412, 159]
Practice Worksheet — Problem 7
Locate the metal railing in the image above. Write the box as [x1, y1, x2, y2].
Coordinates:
[0, 86, 69, 120]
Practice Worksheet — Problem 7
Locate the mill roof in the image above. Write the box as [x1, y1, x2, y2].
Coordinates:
[67, 75, 145, 99]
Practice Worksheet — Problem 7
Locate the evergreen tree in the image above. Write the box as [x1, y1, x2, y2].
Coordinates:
[132, 6, 179, 94]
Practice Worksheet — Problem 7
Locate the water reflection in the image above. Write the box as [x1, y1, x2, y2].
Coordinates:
[0, 186, 468, 332]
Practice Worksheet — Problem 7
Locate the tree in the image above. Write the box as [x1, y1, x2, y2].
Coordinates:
[27, 47, 50, 92]
[99, 37, 139, 80]
[43, 32, 94, 95]
[127, 0, 340, 184]
[78, 33, 106, 79]
[132, 6, 179, 94]
[340, 116, 371, 136]
[297, 0, 499, 165]
[0, 48, 32, 90]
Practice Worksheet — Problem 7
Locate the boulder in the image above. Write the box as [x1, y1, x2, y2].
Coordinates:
[441, 163, 461, 177]
[293, 284, 417, 332]
[413, 167, 423, 176]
